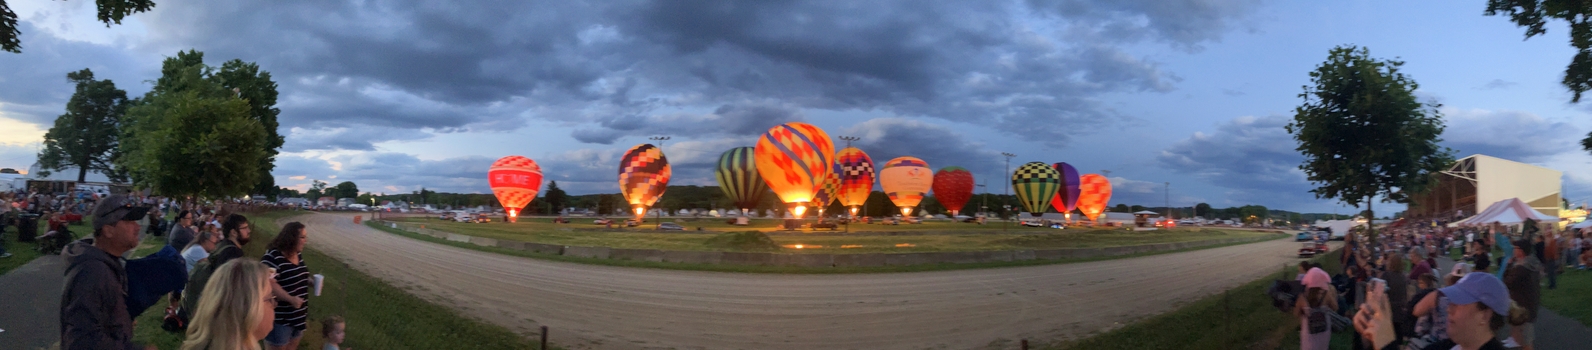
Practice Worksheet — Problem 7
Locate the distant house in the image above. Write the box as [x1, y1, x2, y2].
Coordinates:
[1103, 212, 1136, 226]
[337, 198, 357, 207]
[317, 197, 336, 206]
[279, 198, 310, 206]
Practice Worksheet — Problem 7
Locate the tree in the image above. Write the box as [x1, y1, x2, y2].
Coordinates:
[332, 181, 358, 199]
[2, 0, 155, 53]
[118, 52, 267, 200]
[1286, 45, 1453, 246]
[543, 181, 569, 215]
[1193, 203, 1212, 218]
[213, 60, 284, 195]
[1112, 204, 1131, 213]
[37, 69, 130, 183]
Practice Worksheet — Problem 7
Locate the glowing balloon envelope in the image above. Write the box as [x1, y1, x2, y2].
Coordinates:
[1077, 174, 1112, 221]
[812, 164, 841, 216]
[932, 166, 974, 217]
[835, 147, 875, 217]
[754, 122, 835, 218]
[714, 147, 767, 215]
[619, 144, 671, 220]
[488, 156, 543, 223]
[1012, 162, 1061, 217]
[880, 157, 932, 217]
[1050, 162, 1082, 220]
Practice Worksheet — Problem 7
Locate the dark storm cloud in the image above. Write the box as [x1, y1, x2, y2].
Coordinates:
[1440, 108, 1577, 163]
[282, 126, 432, 152]
[119, 0, 1259, 150]
[1156, 115, 1314, 205]
[570, 102, 803, 144]
[0, 22, 152, 125]
[842, 118, 1002, 178]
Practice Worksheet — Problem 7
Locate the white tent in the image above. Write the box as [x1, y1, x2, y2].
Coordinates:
[1455, 198, 1558, 226]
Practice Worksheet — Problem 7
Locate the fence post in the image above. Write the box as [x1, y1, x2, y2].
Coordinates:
[1021, 339, 1028, 350]
[540, 325, 549, 349]
[1224, 289, 1230, 348]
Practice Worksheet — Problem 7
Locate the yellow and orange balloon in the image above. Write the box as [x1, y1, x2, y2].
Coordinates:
[754, 122, 835, 219]
[880, 157, 932, 217]
[619, 144, 671, 221]
[488, 156, 543, 223]
[1076, 174, 1112, 221]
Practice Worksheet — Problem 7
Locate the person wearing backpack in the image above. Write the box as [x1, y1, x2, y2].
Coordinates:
[1295, 267, 1339, 350]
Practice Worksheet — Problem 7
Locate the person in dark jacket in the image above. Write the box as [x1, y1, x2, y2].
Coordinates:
[168, 209, 197, 250]
[1503, 239, 1542, 350]
[59, 194, 155, 350]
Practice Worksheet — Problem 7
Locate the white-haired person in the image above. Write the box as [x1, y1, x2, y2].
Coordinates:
[181, 259, 277, 350]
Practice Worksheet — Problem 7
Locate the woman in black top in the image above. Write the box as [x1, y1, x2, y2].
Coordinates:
[262, 222, 310, 350]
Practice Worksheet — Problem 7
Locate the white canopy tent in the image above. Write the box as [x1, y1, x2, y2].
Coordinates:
[1453, 197, 1557, 226]
[1569, 220, 1592, 230]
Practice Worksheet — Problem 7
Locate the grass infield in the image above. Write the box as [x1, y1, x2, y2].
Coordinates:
[132, 211, 550, 350]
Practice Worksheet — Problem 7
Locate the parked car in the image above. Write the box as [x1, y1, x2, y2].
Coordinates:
[809, 221, 839, 231]
[593, 218, 613, 225]
[476, 213, 491, 223]
[1295, 232, 1314, 241]
[658, 222, 684, 231]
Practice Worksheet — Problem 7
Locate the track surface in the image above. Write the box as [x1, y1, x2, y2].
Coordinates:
[296, 212, 1325, 350]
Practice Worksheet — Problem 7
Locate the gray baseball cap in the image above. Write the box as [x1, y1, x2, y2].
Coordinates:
[92, 194, 150, 229]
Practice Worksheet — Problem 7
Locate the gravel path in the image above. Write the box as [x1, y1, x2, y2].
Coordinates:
[295, 212, 1323, 350]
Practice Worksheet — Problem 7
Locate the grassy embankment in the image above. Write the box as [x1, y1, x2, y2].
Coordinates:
[131, 211, 551, 350]
[388, 216, 1276, 254]
[0, 220, 91, 276]
[1039, 249, 1350, 350]
[365, 220, 1285, 274]
[1543, 264, 1592, 327]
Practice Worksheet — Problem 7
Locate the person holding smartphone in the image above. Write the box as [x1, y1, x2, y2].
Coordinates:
[1356, 272, 1514, 350]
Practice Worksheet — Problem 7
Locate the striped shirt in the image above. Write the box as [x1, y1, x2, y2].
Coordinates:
[262, 249, 310, 331]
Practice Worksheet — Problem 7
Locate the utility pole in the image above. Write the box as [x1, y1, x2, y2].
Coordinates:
[1164, 182, 1171, 220]
[1002, 152, 1015, 232]
[650, 136, 669, 229]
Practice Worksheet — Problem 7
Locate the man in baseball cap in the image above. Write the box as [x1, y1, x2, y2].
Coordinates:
[59, 194, 155, 350]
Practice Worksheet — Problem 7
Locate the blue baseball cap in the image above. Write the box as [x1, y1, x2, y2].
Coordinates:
[1439, 272, 1509, 316]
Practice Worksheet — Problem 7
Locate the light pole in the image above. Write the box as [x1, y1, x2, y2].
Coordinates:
[1002, 152, 1015, 232]
[649, 136, 670, 229]
[1164, 182, 1171, 221]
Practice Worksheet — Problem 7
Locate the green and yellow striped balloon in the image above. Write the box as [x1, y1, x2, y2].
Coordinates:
[1011, 162, 1061, 217]
[715, 147, 768, 213]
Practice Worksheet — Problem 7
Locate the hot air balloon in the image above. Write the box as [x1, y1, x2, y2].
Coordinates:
[932, 167, 974, 217]
[714, 147, 767, 216]
[754, 122, 835, 219]
[812, 165, 841, 217]
[1012, 162, 1061, 217]
[487, 156, 543, 223]
[1050, 162, 1082, 222]
[880, 157, 932, 217]
[1077, 174, 1113, 221]
[835, 147, 875, 217]
[619, 144, 671, 221]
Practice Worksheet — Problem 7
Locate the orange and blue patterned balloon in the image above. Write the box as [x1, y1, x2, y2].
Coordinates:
[812, 163, 842, 211]
[754, 122, 835, 216]
[619, 144, 671, 217]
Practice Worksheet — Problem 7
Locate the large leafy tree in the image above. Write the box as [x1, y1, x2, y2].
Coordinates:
[333, 181, 359, 199]
[1483, 1, 1592, 153]
[37, 68, 130, 183]
[1, 0, 155, 53]
[543, 181, 568, 215]
[119, 52, 267, 199]
[1285, 46, 1454, 245]
[213, 59, 284, 195]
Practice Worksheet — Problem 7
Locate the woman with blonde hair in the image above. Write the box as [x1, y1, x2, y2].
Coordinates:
[181, 259, 276, 350]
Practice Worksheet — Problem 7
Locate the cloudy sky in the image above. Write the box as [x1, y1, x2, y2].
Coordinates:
[3, 0, 1590, 214]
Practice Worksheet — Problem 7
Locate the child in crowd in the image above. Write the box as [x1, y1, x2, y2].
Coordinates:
[321, 315, 349, 350]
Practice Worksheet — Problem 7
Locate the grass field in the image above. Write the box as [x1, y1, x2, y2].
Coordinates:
[390, 216, 1277, 254]
[132, 211, 550, 350]
[0, 220, 85, 276]
[1543, 265, 1592, 327]
[1042, 249, 1347, 350]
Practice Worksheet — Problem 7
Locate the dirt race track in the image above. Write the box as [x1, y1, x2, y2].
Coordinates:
[295, 212, 1328, 350]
